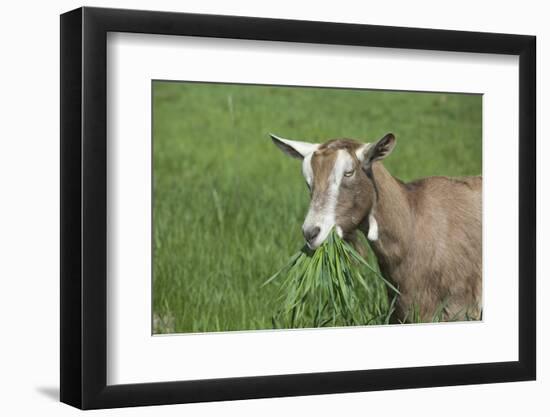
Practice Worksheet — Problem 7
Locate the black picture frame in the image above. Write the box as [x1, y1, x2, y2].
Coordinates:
[60, 6, 536, 410]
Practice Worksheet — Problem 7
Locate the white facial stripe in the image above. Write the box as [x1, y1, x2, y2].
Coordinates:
[331, 149, 352, 184]
[303, 150, 351, 248]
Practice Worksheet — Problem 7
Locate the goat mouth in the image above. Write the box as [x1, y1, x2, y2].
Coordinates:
[306, 240, 318, 250]
[304, 226, 344, 250]
[305, 235, 324, 250]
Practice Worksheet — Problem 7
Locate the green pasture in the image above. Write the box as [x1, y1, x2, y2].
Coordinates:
[152, 81, 482, 334]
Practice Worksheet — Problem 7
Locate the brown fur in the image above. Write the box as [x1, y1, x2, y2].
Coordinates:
[311, 139, 482, 322]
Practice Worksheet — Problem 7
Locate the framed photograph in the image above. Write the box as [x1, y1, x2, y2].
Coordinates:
[60, 6, 536, 409]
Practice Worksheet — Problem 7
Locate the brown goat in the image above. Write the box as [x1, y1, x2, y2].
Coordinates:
[271, 133, 482, 322]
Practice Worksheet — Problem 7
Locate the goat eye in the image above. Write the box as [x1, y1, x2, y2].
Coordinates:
[344, 170, 355, 177]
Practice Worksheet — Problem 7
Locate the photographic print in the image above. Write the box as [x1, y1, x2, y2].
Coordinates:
[60, 9, 536, 407]
[152, 81, 482, 334]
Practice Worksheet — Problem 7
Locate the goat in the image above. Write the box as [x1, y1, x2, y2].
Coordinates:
[271, 133, 482, 322]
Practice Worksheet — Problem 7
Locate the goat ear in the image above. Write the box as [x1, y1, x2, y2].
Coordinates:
[358, 133, 396, 169]
[269, 133, 319, 160]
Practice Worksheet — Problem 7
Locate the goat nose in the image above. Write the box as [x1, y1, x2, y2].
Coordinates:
[303, 226, 321, 243]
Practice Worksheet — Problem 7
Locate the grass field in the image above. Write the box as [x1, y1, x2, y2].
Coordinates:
[152, 81, 482, 334]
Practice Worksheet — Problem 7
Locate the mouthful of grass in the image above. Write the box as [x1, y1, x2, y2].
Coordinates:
[264, 229, 400, 329]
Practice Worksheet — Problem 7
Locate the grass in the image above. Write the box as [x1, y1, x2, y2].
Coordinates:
[264, 229, 399, 329]
[152, 81, 482, 334]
